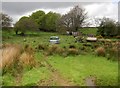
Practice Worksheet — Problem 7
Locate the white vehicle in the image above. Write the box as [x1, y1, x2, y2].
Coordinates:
[86, 37, 97, 42]
[49, 36, 60, 44]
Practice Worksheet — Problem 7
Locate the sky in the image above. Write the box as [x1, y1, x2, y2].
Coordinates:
[1, 1, 119, 26]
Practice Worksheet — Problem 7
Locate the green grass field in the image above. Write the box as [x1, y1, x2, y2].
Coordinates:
[80, 28, 97, 35]
[1, 29, 118, 86]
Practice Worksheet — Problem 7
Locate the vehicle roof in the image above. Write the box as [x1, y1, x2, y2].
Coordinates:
[50, 36, 59, 38]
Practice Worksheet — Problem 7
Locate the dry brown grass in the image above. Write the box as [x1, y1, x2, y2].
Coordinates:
[95, 47, 106, 57]
[56, 47, 65, 55]
[1, 44, 36, 75]
[109, 42, 119, 60]
[19, 52, 35, 67]
[68, 48, 79, 55]
[46, 45, 59, 55]
[1, 44, 23, 69]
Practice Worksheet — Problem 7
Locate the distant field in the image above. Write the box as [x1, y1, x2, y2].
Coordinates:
[1, 28, 118, 86]
[80, 28, 97, 35]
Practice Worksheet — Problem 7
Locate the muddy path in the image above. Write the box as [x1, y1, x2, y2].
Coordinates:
[85, 76, 97, 88]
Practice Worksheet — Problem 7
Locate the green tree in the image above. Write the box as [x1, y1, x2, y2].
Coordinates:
[44, 12, 61, 32]
[97, 18, 117, 37]
[116, 22, 120, 35]
[30, 10, 45, 30]
[14, 16, 38, 35]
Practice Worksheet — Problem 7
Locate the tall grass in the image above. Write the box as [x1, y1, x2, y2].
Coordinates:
[1, 44, 36, 75]
[107, 42, 119, 61]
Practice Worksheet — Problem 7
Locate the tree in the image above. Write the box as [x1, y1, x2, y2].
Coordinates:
[58, 5, 87, 32]
[58, 13, 71, 30]
[0, 13, 12, 28]
[44, 12, 61, 32]
[30, 10, 45, 30]
[14, 16, 38, 35]
[97, 18, 117, 37]
[94, 18, 102, 27]
[116, 22, 120, 36]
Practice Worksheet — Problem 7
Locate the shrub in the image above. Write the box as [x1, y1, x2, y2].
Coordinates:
[116, 36, 120, 39]
[68, 48, 79, 55]
[79, 46, 86, 50]
[56, 47, 65, 55]
[63, 46, 66, 49]
[96, 35, 103, 39]
[36, 44, 48, 51]
[83, 43, 92, 47]
[95, 47, 106, 57]
[69, 44, 76, 48]
[93, 43, 99, 48]
[46, 45, 59, 55]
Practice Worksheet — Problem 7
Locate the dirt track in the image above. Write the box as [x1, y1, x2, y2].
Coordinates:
[37, 56, 73, 86]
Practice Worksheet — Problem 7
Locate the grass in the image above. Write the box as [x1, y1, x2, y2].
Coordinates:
[80, 28, 97, 35]
[21, 67, 51, 86]
[1, 28, 119, 86]
[2, 73, 16, 86]
[47, 54, 118, 86]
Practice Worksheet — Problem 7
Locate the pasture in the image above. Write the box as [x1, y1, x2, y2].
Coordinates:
[1, 28, 119, 86]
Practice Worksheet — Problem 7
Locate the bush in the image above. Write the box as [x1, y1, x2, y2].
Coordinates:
[116, 36, 120, 39]
[68, 48, 79, 55]
[46, 45, 59, 55]
[96, 35, 103, 39]
[69, 44, 76, 48]
[56, 47, 65, 55]
[46, 45, 67, 56]
[95, 47, 106, 57]
[93, 43, 99, 48]
[36, 44, 48, 51]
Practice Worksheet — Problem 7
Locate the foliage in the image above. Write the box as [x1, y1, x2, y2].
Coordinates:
[14, 16, 38, 35]
[30, 10, 45, 30]
[0, 13, 12, 28]
[30, 11, 61, 32]
[36, 44, 48, 51]
[105, 42, 119, 61]
[97, 18, 117, 37]
[116, 22, 120, 35]
[44, 12, 61, 32]
[69, 44, 76, 48]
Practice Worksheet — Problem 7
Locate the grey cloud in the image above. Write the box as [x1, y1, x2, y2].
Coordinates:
[2, 2, 118, 24]
[2, 2, 96, 15]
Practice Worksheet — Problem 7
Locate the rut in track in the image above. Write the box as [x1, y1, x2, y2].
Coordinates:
[38, 56, 74, 86]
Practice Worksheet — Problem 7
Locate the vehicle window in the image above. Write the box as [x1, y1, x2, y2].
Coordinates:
[50, 37, 59, 40]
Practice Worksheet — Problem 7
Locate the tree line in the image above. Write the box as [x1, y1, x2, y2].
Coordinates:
[1, 5, 120, 37]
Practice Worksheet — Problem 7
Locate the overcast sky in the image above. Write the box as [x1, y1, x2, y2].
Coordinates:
[2, 1, 119, 26]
